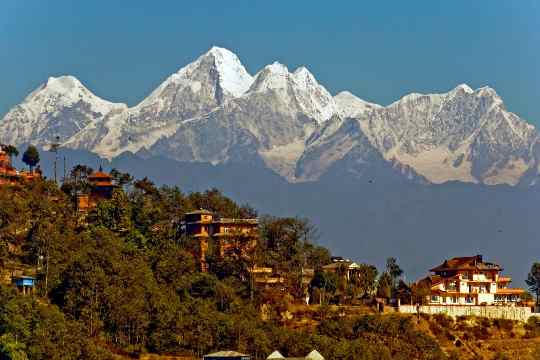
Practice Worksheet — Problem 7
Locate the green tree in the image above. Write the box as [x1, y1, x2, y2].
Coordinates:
[70, 164, 93, 182]
[386, 257, 403, 288]
[311, 270, 338, 304]
[356, 264, 378, 298]
[22, 145, 40, 171]
[526, 262, 540, 306]
[89, 189, 132, 232]
[377, 272, 393, 300]
[110, 168, 133, 187]
[1, 144, 19, 162]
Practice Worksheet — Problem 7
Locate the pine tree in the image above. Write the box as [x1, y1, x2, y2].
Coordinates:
[526, 262, 540, 306]
[22, 145, 40, 171]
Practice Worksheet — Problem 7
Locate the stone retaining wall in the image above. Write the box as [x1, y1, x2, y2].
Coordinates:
[399, 304, 538, 322]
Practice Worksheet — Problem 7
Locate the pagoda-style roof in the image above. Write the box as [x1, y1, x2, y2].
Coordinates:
[430, 255, 502, 272]
[91, 181, 114, 187]
[88, 171, 113, 180]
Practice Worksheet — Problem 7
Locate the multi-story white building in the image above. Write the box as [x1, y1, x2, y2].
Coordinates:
[424, 255, 524, 306]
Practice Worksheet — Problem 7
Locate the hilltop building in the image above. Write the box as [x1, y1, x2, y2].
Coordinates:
[12, 275, 36, 295]
[422, 255, 524, 306]
[249, 266, 314, 287]
[0, 149, 41, 185]
[322, 257, 362, 281]
[181, 209, 258, 271]
[77, 167, 116, 212]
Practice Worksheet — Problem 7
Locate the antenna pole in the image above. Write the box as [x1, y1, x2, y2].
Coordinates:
[53, 153, 57, 184]
[50, 136, 61, 184]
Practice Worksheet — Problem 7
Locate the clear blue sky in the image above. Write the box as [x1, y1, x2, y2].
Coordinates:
[1, 1, 539, 124]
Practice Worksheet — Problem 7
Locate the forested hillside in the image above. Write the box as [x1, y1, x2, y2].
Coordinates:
[0, 176, 538, 359]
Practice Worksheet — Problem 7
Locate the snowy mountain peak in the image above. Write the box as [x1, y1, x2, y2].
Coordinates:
[44, 75, 84, 93]
[0, 76, 126, 147]
[138, 46, 253, 109]
[2, 48, 538, 188]
[334, 91, 382, 118]
[292, 66, 319, 91]
[475, 86, 502, 102]
[249, 62, 291, 92]
[451, 83, 474, 94]
[202, 46, 254, 97]
[23, 75, 125, 114]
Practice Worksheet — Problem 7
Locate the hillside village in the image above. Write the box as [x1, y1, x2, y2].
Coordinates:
[0, 144, 540, 359]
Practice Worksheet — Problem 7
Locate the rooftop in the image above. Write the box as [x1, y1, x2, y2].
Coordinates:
[217, 218, 258, 224]
[185, 209, 214, 215]
[322, 261, 360, 270]
[430, 255, 502, 273]
[204, 350, 250, 357]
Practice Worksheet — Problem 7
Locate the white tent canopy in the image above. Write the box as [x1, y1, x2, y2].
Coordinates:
[306, 350, 325, 360]
[267, 350, 285, 359]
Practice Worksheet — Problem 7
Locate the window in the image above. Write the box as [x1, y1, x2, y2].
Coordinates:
[465, 296, 474, 304]
[431, 295, 439, 302]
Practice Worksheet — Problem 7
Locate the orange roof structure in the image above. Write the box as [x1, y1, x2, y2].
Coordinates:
[88, 171, 112, 179]
[430, 255, 502, 272]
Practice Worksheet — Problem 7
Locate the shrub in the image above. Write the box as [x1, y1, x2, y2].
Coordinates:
[433, 313, 453, 328]
[479, 317, 492, 328]
[472, 325, 489, 340]
[525, 316, 540, 338]
[428, 322, 444, 338]
[493, 318, 514, 331]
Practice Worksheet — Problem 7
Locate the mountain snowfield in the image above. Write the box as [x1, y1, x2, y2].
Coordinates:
[1, 46, 539, 186]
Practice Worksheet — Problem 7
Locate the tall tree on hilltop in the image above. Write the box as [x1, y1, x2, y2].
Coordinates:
[22, 145, 40, 172]
[61, 164, 94, 199]
[310, 270, 338, 305]
[110, 168, 134, 187]
[356, 263, 378, 298]
[377, 272, 393, 300]
[70, 164, 93, 183]
[386, 257, 403, 288]
[526, 262, 540, 306]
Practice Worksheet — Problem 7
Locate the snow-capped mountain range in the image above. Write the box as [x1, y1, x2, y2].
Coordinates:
[1, 46, 539, 186]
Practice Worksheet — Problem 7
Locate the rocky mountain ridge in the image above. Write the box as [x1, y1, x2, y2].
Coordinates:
[1, 47, 538, 186]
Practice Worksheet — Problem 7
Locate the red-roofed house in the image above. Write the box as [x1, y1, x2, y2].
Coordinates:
[422, 255, 524, 306]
